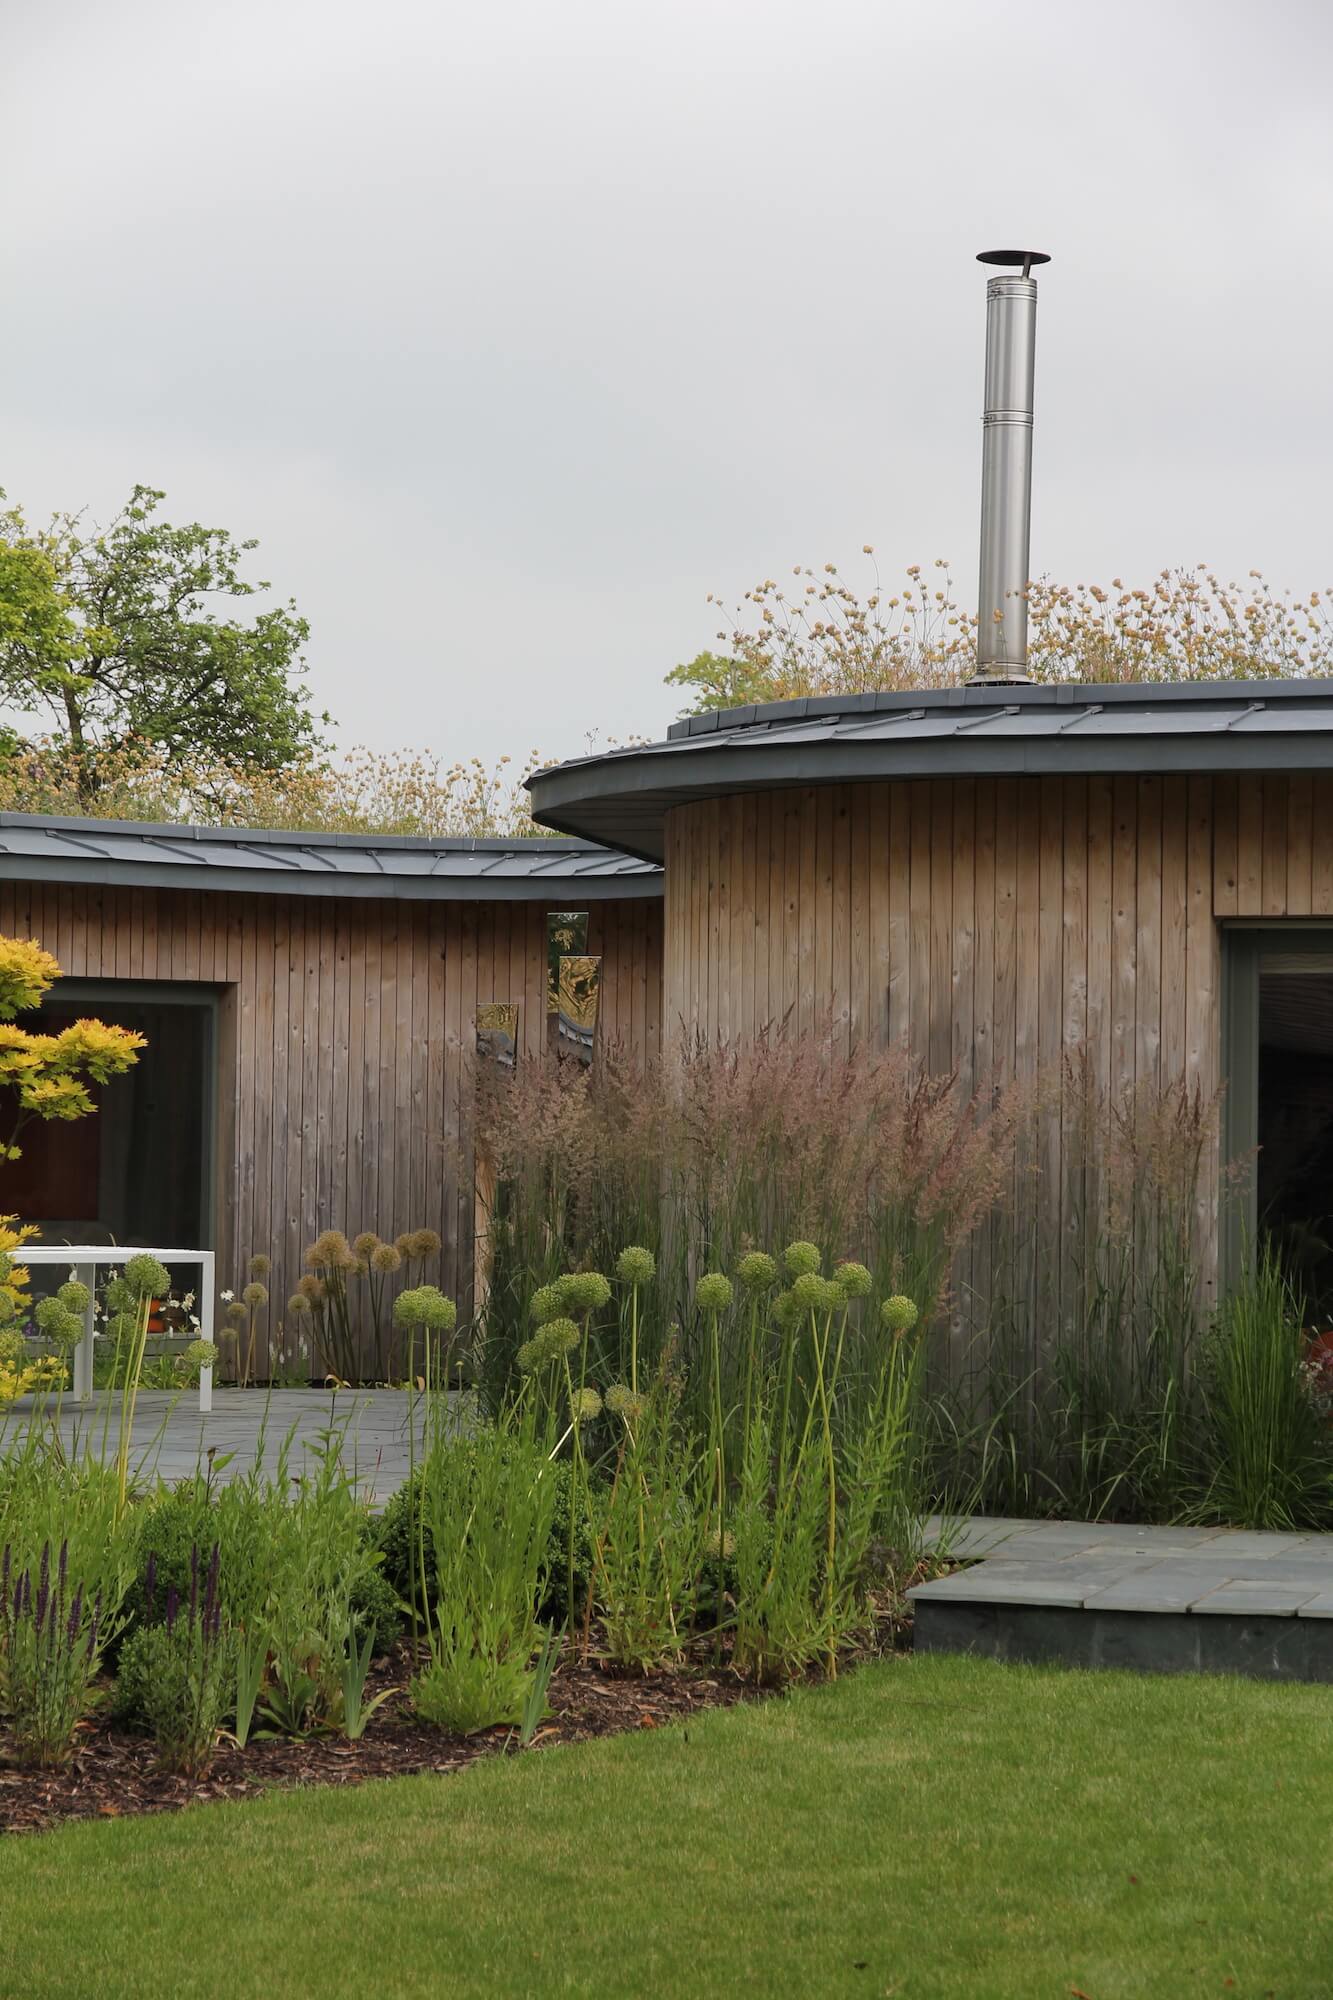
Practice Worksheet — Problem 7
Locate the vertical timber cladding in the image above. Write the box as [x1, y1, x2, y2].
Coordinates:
[664, 774, 1333, 1317]
[0, 881, 663, 1360]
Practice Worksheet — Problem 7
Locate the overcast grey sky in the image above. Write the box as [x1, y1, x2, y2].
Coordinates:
[7, 0, 1333, 767]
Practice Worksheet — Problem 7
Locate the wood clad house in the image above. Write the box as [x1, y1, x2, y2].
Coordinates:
[529, 679, 1333, 1326]
[0, 815, 663, 1346]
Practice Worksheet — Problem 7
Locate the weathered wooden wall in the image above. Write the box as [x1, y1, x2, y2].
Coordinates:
[662, 773, 1333, 1340]
[0, 881, 662, 1369]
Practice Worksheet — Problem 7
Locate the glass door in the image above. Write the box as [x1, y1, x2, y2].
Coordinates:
[1225, 931, 1333, 1320]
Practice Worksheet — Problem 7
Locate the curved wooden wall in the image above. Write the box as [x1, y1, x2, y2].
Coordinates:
[664, 772, 1333, 1334]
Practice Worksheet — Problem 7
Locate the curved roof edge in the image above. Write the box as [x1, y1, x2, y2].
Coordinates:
[527, 679, 1333, 861]
[0, 813, 662, 902]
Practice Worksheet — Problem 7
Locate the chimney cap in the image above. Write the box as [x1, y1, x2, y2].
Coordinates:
[977, 248, 1050, 275]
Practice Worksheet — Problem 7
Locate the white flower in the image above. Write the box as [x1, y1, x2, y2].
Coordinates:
[182, 1292, 195, 1309]
[220, 1290, 234, 1303]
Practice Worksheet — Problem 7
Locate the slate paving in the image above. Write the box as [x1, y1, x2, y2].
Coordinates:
[913, 1515, 1333, 1679]
[0, 1389, 450, 1506]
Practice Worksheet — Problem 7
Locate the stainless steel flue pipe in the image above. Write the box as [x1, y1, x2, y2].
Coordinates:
[974, 249, 1049, 681]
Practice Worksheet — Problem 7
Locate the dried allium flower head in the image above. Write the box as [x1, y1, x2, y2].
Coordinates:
[784, 1241, 822, 1279]
[557, 1271, 611, 1317]
[352, 1232, 380, 1259]
[241, 1282, 268, 1310]
[880, 1294, 919, 1337]
[287, 1292, 312, 1316]
[695, 1271, 733, 1314]
[370, 1243, 401, 1274]
[529, 1284, 562, 1326]
[615, 1245, 656, 1288]
[297, 1273, 326, 1303]
[393, 1233, 413, 1256]
[307, 1229, 350, 1269]
[570, 1387, 602, 1425]
[736, 1252, 777, 1293]
[248, 1253, 271, 1279]
[405, 1228, 442, 1261]
[834, 1260, 872, 1300]
[226, 1300, 249, 1325]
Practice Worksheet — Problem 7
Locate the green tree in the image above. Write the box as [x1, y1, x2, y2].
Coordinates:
[0, 484, 328, 801]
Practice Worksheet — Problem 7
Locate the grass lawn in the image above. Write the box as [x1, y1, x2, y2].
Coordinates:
[5, 1652, 1330, 2000]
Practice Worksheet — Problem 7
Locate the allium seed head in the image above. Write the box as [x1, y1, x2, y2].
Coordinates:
[736, 1252, 777, 1293]
[287, 1292, 311, 1316]
[352, 1232, 380, 1259]
[571, 1387, 603, 1425]
[789, 1271, 829, 1314]
[248, 1253, 272, 1279]
[695, 1271, 734, 1314]
[241, 1282, 268, 1309]
[370, 1243, 402, 1274]
[543, 1318, 581, 1357]
[834, 1261, 873, 1300]
[880, 1294, 920, 1337]
[784, 1241, 822, 1278]
[615, 1245, 656, 1287]
[604, 1382, 644, 1421]
[529, 1284, 562, 1325]
[558, 1271, 611, 1316]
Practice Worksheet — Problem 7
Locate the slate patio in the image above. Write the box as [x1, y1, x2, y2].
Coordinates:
[913, 1516, 1333, 1680]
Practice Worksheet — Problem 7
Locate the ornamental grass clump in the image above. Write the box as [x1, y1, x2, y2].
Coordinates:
[0, 1540, 103, 1768]
[410, 1413, 559, 1735]
[592, 1371, 709, 1672]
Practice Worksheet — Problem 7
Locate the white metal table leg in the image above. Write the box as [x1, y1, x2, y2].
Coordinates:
[199, 1251, 214, 1414]
[73, 1260, 96, 1402]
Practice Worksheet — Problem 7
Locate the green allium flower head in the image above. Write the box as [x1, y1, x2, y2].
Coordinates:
[736, 1251, 778, 1293]
[516, 1338, 539, 1374]
[604, 1382, 644, 1421]
[0, 1329, 24, 1368]
[789, 1270, 830, 1314]
[124, 1254, 170, 1300]
[182, 1339, 218, 1375]
[880, 1294, 920, 1337]
[104, 1276, 134, 1314]
[834, 1261, 873, 1300]
[695, 1271, 734, 1314]
[784, 1241, 821, 1278]
[105, 1311, 138, 1344]
[529, 1284, 562, 1326]
[56, 1280, 90, 1316]
[35, 1298, 82, 1349]
[543, 1317, 581, 1357]
[558, 1271, 612, 1316]
[393, 1285, 458, 1333]
[615, 1245, 656, 1287]
[571, 1386, 603, 1425]
[772, 1289, 801, 1331]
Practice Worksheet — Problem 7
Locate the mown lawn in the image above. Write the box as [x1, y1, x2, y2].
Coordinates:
[5, 1652, 1330, 2000]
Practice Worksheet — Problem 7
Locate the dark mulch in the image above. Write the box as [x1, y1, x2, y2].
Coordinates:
[0, 1640, 768, 1838]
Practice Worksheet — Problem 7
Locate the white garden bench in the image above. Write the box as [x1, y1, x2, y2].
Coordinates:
[20, 1246, 216, 1413]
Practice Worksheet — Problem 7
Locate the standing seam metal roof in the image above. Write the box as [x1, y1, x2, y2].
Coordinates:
[526, 679, 1333, 860]
[0, 814, 662, 900]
